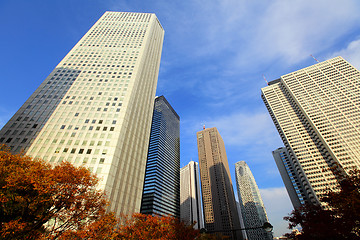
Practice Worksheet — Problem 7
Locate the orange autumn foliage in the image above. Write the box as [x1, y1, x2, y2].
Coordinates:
[116, 213, 200, 240]
[0, 145, 201, 239]
[0, 145, 109, 240]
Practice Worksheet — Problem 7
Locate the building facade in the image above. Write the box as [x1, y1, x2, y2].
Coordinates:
[235, 161, 272, 240]
[0, 11, 164, 216]
[272, 147, 307, 209]
[197, 127, 241, 240]
[140, 96, 180, 218]
[180, 161, 204, 229]
[261, 57, 360, 204]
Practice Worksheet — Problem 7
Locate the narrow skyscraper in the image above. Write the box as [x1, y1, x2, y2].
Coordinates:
[180, 161, 204, 229]
[235, 161, 272, 240]
[262, 56, 360, 204]
[0, 12, 164, 216]
[197, 127, 241, 240]
[272, 147, 307, 209]
[140, 96, 180, 218]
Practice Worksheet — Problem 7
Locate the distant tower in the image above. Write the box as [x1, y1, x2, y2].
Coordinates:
[140, 96, 180, 217]
[0, 12, 165, 217]
[197, 127, 242, 240]
[261, 57, 360, 204]
[272, 147, 308, 209]
[180, 161, 204, 229]
[235, 161, 272, 240]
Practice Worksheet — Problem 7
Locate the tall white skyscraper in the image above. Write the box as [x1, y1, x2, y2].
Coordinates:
[180, 161, 204, 229]
[262, 56, 360, 204]
[0, 11, 164, 216]
[235, 161, 272, 240]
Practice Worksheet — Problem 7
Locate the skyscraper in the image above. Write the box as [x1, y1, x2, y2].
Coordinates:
[272, 147, 307, 209]
[261, 56, 360, 204]
[180, 161, 204, 229]
[197, 127, 241, 240]
[0, 12, 164, 216]
[140, 96, 180, 217]
[235, 161, 272, 240]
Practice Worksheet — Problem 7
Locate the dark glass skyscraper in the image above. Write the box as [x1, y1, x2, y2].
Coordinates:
[140, 96, 180, 217]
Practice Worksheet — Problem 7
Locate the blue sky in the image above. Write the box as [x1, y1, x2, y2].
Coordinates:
[1, 0, 360, 236]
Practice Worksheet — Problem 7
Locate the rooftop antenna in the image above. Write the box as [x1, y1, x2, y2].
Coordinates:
[310, 54, 320, 63]
[262, 74, 269, 85]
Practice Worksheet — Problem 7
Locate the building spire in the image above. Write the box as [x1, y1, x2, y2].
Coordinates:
[310, 54, 320, 63]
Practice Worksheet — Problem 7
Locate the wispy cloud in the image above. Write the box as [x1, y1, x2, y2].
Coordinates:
[180, 109, 283, 168]
[329, 38, 360, 69]
[260, 187, 294, 237]
[248, 0, 360, 65]
[149, 0, 360, 105]
[206, 111, 281, 147]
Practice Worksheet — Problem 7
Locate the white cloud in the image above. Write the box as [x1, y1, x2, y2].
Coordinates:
[206, 111, 282, 147]
[146, 0, 360, 104]
[156, 0, 360, 66]
[260, 187, 294, 237]
[243, 0, 360, 66]
[329, 38, 360, 69]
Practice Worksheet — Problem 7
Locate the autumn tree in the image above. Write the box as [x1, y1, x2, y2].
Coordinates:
[0, 146, 203, 240]
[284, 170, 360, 240]
[0, 145, 112, 239]
[116, 213, 200, 240]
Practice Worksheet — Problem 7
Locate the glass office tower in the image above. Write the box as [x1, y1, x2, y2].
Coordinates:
[140, 96, 180, 218]
[235, 161, 272, 240]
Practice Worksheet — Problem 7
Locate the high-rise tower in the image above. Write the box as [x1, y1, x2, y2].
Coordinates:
[272, 147, 307, 209]
[180, 161, 204, 229]
[0, 12, 164, 216]
[235, 161, 272, 240]
[140, 96, 180, 218]
[261, 56, 360, 204]
[197, 127, 241, 240]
